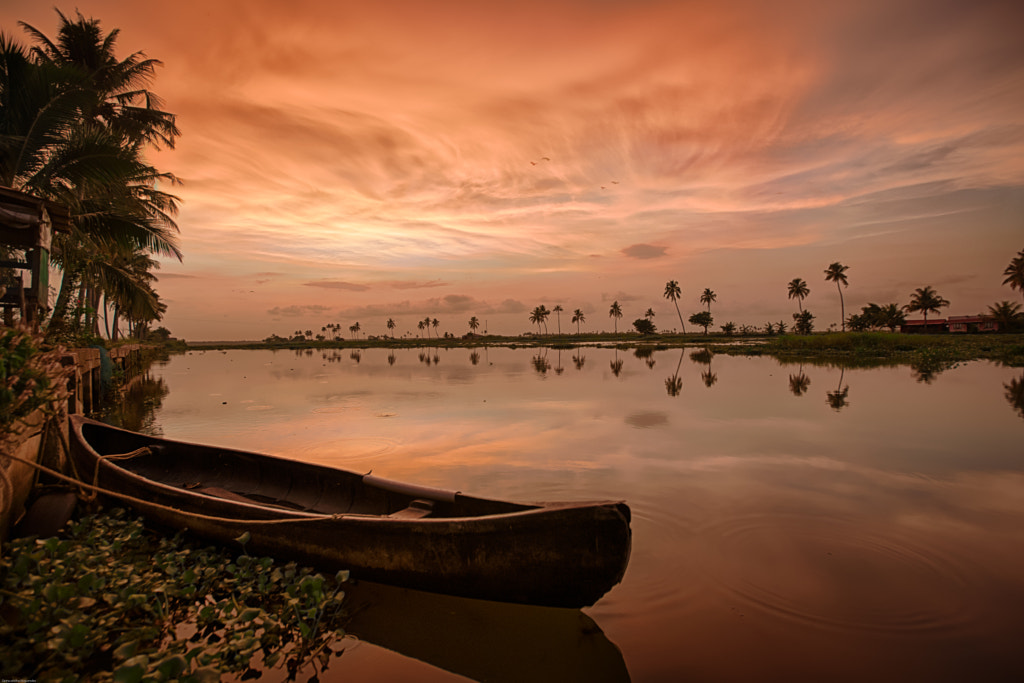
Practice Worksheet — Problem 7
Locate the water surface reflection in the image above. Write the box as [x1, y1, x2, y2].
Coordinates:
[132, 347, 1023, 682]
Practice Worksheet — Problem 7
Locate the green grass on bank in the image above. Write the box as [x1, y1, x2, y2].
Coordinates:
[747, 332, 1024, 367]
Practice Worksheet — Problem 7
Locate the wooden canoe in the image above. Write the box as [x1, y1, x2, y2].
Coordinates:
[68, 416, 631, 608]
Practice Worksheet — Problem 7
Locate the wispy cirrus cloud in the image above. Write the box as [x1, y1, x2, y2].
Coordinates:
[303, 280, 371, 291]
[267, 305, 335, 318]
[5, 0, 1020, 339]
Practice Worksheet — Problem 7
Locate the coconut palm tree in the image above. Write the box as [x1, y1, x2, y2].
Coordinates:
[349, 322, 360, 338]
[572, 308, 585, 335]
[664, 280, 685, 333]
[468, 316, 480, 334]
[823, 262, 849, 331]
[988, 301, 1022, 332]
[609, 301, 623, 333]
[552, 305, 563, 334]
[537, 304, 550, 334]
[95, 243, 163, 339]
[431, 318, 440, 338]
[386, 318, 396, 338]
[787, 278, 809, 313]
[906, 286, 950, 325]
[4, 14, 182, 336]
[529, 306, 545, 334]
[700, 288, 716, 313]
[416, 320, 425, 338]
[21, 10, 179, 149]
[1003, 249, 1024, 304]
[644, 308, 655, 320]
[18, 12, 182, 317]
[878, 303, 906, 332]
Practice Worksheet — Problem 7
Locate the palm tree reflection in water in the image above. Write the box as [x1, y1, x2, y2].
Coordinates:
[1005, 374, 1024, 420]
[610, 349, 624, 377]
[789, 365, 811, 396]
[665, 349, 685, 397]
[689, 348, 717, 388]
[532, 350, 552, 375]
[827, 367, 850, 411]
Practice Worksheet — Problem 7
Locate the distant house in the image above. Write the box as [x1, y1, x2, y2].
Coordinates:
[947, 315, 999, 333]
[901, 319, 947, 334]
[901, 316, 999, 334]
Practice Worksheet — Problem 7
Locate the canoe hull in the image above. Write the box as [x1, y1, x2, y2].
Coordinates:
[68, 416, 631, 608]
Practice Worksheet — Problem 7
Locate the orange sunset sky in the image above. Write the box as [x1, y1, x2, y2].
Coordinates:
[3, 0, 1023, 340]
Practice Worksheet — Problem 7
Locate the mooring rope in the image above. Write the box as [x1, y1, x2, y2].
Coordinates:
[84, 446, 152, 503]
[0, 443, 348, 528]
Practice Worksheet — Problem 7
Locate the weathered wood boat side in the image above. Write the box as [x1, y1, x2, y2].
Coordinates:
[68, 416, 631, 607]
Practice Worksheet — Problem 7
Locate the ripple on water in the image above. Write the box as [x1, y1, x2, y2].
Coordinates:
[615, 503, 704, 613]
[695, 514, 977, 637]
[298, 437, 400, 465]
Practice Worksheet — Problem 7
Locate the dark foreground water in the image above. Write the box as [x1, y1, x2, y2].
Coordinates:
[111, 346, 1024, 682]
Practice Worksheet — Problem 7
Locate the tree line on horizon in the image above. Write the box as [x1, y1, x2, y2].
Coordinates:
[274, 248, 1023, 343]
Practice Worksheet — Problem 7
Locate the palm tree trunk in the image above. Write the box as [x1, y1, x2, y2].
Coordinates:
[837, 283, 845, 332]
[101, 294, 111, 339]
[673, 301, 686, 333]
[88, 284, 102, 336]
[48, 269, 79, 335]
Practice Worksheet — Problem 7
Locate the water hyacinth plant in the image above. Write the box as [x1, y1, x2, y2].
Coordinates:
[0, 508, 350, 682]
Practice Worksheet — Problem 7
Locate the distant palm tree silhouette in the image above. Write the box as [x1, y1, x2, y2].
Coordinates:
[609, 301, 623, 333]
[824, 262, 850, 331]
[552, 305, 563, 334]
[788, 278, 809, 314]
[906, 286, 949, 326]
[700, 288, 716, 313]
[664, 281, 686, 333]
[572, 308, 586, 335]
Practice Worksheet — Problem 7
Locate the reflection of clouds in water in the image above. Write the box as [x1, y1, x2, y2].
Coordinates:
[625, 412, 669, 429]
[125, 347, 1024, 681]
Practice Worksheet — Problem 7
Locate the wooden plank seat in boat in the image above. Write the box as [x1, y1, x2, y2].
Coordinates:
[388, 499, 434, 519]
[193, 485, 305, 511]
[192, 484, 434, 519]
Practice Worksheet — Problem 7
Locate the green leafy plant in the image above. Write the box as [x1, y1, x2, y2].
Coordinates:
[0, 508, 350, 682]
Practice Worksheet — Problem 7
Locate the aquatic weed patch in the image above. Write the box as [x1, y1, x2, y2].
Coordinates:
[0, 508, 349, 682]
[710, 332, 1024, 367]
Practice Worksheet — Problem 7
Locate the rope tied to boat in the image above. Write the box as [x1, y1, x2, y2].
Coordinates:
[82, 446, 151, 503]
[0, 449, 350, 527]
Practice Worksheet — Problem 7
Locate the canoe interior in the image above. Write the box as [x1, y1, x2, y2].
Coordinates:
[79, 421, 537, 520]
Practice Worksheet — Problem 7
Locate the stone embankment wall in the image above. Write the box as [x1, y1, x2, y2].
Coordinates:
[0, 344, 145, 541]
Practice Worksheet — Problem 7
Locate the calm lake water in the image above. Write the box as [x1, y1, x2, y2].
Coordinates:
[111, 346, 1024, 682]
